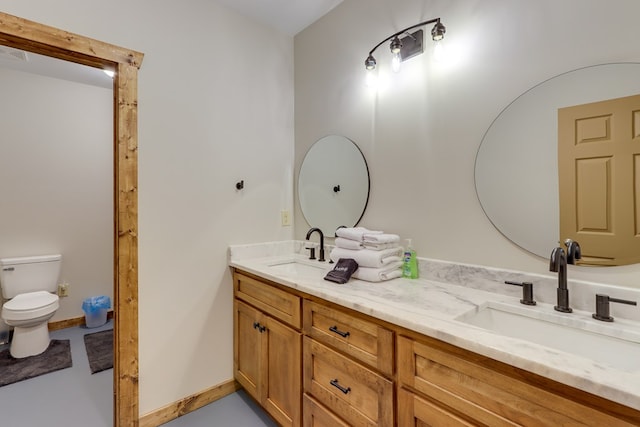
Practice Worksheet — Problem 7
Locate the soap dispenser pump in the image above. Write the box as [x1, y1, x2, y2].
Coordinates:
[402, 239, 419, 279]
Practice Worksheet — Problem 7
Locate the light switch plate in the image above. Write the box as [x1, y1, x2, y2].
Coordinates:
[281, 210, 291, 226]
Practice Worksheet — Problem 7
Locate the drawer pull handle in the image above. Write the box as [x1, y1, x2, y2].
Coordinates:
[253, 322, 266, 333]
[330, 379, 351, 394]
[329, 325, 350, 338]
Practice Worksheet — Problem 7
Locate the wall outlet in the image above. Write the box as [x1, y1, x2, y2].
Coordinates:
[281, 210, 291, 226]
[57, 282, 69, 297]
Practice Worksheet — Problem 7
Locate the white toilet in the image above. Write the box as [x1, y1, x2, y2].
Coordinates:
[0, 254, 61, 358]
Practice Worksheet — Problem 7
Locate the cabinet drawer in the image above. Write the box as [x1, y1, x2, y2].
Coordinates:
[397, 335, 637, 427]
[303, 337, 393, 427]
[303, 394, 350, 427]
[234, 272, 301, 328]
[398, 387, 476, 427]
[303, 300, 394, 376]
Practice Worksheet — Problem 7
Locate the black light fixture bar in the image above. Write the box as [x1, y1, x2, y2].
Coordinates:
[365, 17, 445, 71]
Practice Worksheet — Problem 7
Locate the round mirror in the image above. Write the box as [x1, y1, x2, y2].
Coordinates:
[475, 63, 640, 262]
[298, 135, 370, 235]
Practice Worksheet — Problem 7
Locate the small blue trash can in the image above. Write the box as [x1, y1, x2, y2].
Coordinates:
[82, 295, 111, 328]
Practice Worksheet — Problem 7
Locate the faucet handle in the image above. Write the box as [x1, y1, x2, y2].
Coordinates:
[307, 247, 316, 260]
[304, 241, 317, 260]
[592, 294, 637, 322]
[505, 281, 537, 306]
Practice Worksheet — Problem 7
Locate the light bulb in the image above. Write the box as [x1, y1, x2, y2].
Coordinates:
[433, 39, 444, 62]
[366, 67, 378, 88]
[390, 36, 402, 73]
[391, 51, 401, 73]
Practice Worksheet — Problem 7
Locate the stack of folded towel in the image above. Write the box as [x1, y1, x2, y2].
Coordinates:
[330, 227, 403, 282]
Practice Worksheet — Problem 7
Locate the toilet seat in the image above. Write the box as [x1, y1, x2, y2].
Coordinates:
[2, 290, 59, 322]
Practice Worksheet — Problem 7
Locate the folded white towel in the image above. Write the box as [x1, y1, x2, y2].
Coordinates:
[335, 227, 382, 242]
[363, 233, 400, 244]
[330, 246, 402, 268]
[335, 237, 364, 250]
[352, 261, 402, 282]
[363, 242, 399, 251]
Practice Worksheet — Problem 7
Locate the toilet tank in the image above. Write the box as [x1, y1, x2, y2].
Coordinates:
[0, 254, 62, 299]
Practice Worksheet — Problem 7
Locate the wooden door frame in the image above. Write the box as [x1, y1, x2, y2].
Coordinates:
[0, 12, 143, 427]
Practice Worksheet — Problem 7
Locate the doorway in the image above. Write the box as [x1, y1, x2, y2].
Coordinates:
[0, 11, 143, 427]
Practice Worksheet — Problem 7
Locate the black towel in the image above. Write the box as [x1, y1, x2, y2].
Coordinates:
[324, 258, 359, 284]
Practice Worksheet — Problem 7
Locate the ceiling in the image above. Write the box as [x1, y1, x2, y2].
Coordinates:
[0, 1, 343, 88]
[213, 0, 344, 36]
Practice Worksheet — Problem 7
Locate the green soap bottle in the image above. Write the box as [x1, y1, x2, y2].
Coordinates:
[402, 239, 419, 279]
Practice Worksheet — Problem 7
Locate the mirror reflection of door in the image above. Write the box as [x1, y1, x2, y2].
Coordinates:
[558, 93, 640, 266]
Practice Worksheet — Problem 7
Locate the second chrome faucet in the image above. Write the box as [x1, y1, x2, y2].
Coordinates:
[549, 239, 581, 313]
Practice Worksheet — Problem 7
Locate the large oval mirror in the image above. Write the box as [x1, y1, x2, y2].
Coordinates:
[298, 135, 370, 235]
[475, 63, 640, 263]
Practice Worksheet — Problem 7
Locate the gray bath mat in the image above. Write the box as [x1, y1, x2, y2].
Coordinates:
[83, 329, 113, 374]
[0, 339, 72, 387]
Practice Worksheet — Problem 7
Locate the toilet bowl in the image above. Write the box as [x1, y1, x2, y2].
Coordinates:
[0, 254, 62, 358]
[2, 290, 59, 358]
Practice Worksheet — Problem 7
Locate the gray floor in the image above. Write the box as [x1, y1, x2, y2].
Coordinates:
[0, 321, 276, 427]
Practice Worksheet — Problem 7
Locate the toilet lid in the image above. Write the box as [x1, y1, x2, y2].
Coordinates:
[4, 291, 58, 311]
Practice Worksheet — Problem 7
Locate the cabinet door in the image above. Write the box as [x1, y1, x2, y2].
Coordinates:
[234, 299, 264, 400]
[263, 315, 302, 427]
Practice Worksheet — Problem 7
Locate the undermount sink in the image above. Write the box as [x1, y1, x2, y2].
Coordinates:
[456, 301, 640, 372]
[266, 259, 328, 276]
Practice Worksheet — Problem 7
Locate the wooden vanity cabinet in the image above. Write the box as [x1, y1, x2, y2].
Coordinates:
[233, 272, 302, 427]
[233, 269, 640, 427]
[397, 334, 640, 427]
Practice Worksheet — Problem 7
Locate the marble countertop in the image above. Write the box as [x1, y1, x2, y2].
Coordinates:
[229, 241, 640, 411]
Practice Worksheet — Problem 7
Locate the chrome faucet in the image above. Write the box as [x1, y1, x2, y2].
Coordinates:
[549, 239, 581, 313]
[306, 227, 325, 262]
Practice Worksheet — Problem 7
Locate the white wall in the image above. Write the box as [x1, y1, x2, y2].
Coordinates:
[0, 0, 294, 415]
[6, 0, 638, 418]
[294, 0, 640, 288]
[0, 67, 113, 321]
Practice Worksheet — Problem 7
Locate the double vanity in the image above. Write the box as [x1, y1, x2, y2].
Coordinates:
[229, 241, 640, 426]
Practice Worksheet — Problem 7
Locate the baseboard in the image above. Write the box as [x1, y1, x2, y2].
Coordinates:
[139, 379, 240, 427]
[48, 310, 114, 331]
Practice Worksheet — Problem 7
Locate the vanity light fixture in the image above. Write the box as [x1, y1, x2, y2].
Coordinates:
[365, 17, 446, 73]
